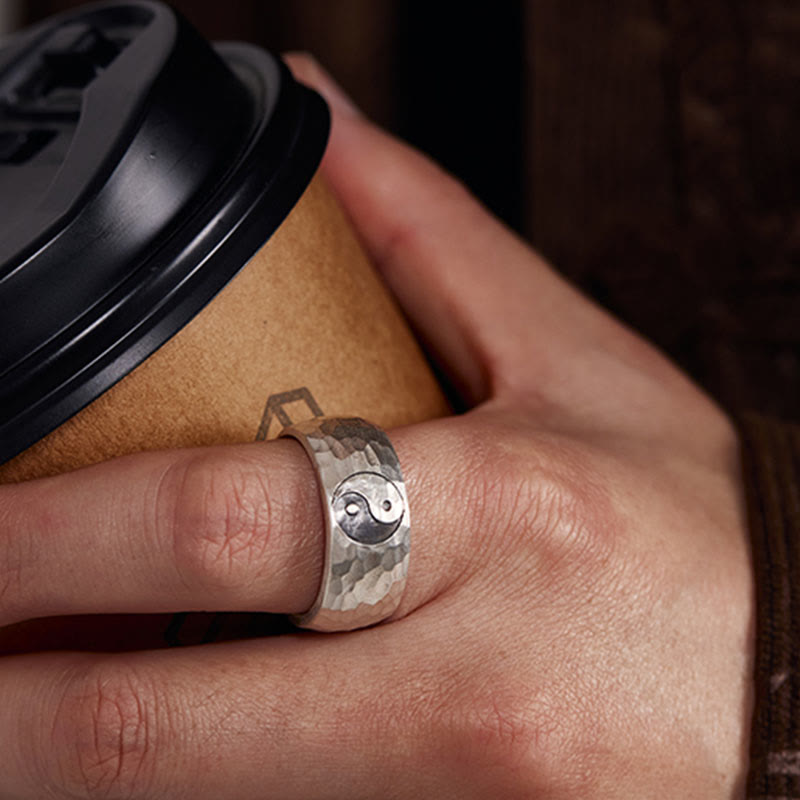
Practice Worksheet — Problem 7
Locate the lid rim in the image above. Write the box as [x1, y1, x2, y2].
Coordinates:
[0, 7, 330, 465]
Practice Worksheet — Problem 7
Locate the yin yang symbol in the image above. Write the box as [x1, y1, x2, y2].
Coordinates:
[332, 472, 405, 545]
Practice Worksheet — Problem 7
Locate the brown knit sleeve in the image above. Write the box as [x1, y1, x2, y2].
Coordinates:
[739, 414, 800, 799]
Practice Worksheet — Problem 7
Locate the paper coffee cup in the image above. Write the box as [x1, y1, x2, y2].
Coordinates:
[0, 2, 448, 484]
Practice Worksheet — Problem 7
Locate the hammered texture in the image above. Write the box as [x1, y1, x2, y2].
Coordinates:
[280, 418, 410, 632]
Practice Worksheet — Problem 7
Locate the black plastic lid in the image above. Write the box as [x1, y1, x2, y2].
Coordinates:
[0, 1, 329, 464]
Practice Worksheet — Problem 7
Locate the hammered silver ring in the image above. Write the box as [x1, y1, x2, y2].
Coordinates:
[279, 417, 410, 632]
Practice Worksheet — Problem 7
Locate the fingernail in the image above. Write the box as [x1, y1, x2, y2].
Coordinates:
[284, 52, 361, 119]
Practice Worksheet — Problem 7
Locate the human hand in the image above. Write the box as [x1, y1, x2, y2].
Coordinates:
[0, 54, 752, 799]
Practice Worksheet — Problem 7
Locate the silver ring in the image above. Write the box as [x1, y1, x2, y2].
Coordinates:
[279, 417, 410, 632]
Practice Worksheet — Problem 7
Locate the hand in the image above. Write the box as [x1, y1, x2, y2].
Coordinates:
[0, 54, 753, 799]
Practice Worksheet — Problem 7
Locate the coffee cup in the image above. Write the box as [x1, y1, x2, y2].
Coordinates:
[0, 1, 447, 484]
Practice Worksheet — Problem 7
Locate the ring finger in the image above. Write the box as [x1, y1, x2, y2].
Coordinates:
[0, 419, 475, 628]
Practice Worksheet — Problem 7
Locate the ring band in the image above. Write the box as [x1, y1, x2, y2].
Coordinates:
[280, 417, 410, 632]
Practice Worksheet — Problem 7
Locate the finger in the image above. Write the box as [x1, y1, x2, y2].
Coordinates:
[284, 54, 730, 446]
[0, 419, 470, 627]
[285, 53, 652, 405]
[1, 624, 492, 799]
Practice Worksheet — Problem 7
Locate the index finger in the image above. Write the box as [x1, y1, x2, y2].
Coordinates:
[287, 55, 734, 447]
[285, 54, 642, 406]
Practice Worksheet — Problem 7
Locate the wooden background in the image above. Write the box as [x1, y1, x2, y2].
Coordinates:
[20, 0, 800, 421]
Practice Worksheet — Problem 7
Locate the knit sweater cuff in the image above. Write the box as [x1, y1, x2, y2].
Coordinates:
[739, 414, 800, 799]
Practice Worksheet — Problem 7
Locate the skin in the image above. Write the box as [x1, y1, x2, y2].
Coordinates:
[0, 54, 753, 799]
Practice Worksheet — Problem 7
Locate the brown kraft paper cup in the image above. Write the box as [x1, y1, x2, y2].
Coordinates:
[0, 173, 448, 484]
[0, 2, 448, 485]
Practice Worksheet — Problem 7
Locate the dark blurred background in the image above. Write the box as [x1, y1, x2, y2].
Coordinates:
[15, 0, 800, 420]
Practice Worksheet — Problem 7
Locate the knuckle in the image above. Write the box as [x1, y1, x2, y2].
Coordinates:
[389, 660, 552, 793]
[433, 677, 566, 794]
[160, 451, 277, 594]
[455, 687, 601, 796]
[454, 422, 617, 576]
[460, 694, 547, 772]
[48, 661, 164, 799]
